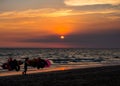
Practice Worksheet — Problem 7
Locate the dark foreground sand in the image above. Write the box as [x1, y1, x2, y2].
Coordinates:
[0, 65, 120, 86]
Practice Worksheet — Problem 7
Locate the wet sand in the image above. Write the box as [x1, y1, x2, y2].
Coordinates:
[0, 63, 104, 76]
[0, 65, 120, 86]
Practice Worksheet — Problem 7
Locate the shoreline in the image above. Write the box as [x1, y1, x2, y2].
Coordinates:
[0, 65, 120, 86]
[0, 62, 107, 77]
[0, 63, 119, 77]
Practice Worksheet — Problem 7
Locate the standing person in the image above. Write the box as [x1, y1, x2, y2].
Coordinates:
[8, 57, 13, 71]
[22, 58, 29, 75]
[13, 59, 20, 71]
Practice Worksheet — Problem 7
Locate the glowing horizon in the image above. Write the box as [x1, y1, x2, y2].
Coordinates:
[0, 0, 120, 48]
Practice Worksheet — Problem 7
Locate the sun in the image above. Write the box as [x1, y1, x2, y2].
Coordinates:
[60, 36, 65, 39]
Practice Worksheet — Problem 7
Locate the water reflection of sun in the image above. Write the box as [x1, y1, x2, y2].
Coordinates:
[58, 67, 66, 71]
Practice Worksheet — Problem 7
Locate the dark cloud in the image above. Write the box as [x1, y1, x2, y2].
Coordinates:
[0, 0, 120, 12]
[21, 29, 120, 48]
[0, 0, 65, 11]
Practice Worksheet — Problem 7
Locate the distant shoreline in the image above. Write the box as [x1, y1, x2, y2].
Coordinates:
[0, 48, 120, 49]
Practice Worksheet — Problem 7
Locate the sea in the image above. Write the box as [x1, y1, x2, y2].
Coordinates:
[0, 48, 120, 75]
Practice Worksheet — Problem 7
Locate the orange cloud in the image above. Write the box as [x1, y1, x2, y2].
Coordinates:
[0, 8, 73, 19]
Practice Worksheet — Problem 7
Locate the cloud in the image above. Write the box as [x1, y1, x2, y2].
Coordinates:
[0, 7, 119, 20]
[21, 29, 120, 48]
[64, 0, 120, 6]
[0, 8, 73, 19]
[0, 0, 65, 11]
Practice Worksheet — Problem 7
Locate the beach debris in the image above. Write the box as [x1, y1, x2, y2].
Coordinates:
[1, 58, 23, 71]
[1, 57, 51, 71]
[27, 58, 51, 69]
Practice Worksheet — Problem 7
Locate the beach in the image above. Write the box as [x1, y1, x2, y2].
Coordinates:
[0, 65, 120, 86]
[0, 62, 104, 77]
[0, 48, 120, 86]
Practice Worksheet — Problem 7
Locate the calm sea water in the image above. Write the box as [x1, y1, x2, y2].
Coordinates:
[0, 48, 120, 63]
[0, 48, 120, 71]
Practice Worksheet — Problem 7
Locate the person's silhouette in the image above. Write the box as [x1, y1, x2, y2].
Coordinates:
[22, 58, 29, 75]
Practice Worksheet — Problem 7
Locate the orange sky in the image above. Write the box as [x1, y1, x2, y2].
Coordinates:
[0, 0, 120, 48]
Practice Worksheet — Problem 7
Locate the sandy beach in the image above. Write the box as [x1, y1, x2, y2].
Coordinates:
[0, 62, 103, 76]
[0, 65, 120, 86]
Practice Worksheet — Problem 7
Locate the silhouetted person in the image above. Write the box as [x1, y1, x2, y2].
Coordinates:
[22, 58, 29, 75]
[13, 59, 20, 71]
[8, 57, 14, 70]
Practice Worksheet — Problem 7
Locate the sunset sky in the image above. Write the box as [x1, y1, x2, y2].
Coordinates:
[0, 0, 120, 48]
